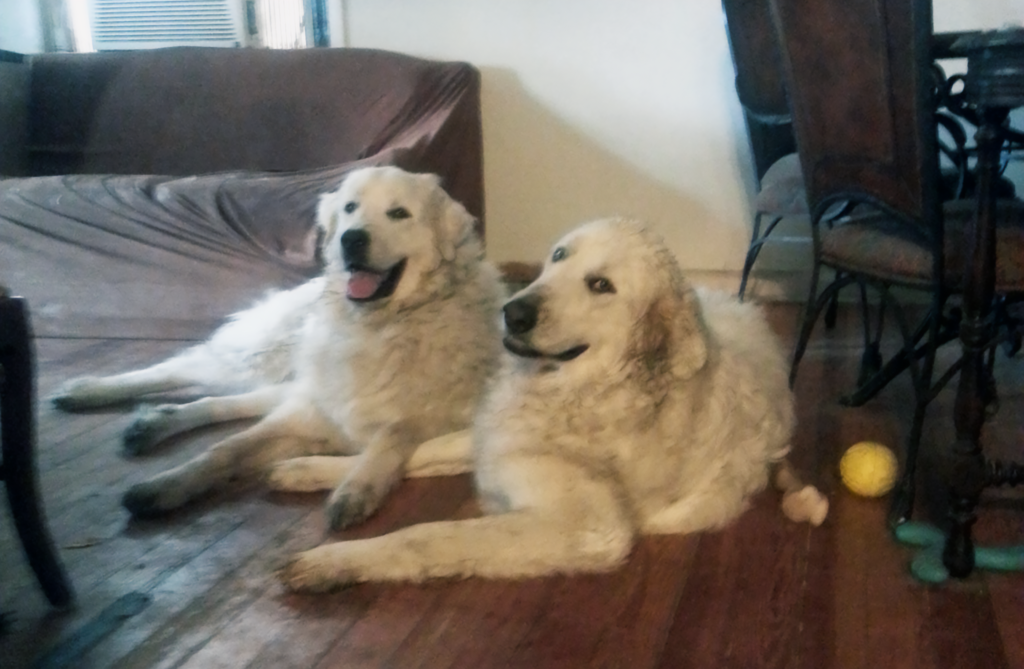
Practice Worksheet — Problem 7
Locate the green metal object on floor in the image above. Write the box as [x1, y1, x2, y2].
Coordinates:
[894, 522, 1024, 583]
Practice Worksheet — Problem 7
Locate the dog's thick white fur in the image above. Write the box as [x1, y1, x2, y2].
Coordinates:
[273, 218, 825, 592]
[51, 166, 505, 528]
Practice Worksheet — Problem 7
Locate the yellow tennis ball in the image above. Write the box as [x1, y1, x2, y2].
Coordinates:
[840, 442, 898, 497]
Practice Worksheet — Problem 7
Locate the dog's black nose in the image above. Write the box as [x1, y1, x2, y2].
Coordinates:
[503, 296, 540, 335]
[340, 228, 370, 263]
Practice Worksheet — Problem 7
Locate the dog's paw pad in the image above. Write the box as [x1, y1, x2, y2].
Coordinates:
[50, 394, 77, 411]
[123, 423, 158, 455]
[276, 556, 316, 592]
[276, 554, 348, 593]
[325, 489, 375, 531]
[266, 465, 293, 491]
[50, 378, 102, 411]
[268, 461, 314, 492]
[122, 405, 178, 455]
[122, 483, 176, 518]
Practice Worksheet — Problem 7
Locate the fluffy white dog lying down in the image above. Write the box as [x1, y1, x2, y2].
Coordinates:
[51, 166, 505, 529]
[272, 218, 827, 592]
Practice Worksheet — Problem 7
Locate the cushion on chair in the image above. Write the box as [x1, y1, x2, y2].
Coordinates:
[753, 153, 808, 216]
[820, 199, 1024, 292]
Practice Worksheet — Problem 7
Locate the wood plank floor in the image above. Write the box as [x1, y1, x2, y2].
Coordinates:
[2, 304, 1022, 668]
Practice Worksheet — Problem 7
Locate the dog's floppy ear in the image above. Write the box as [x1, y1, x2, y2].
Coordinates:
[629, 284, 708, 388]
[668, 286, 709, 380]
[439, 198, 477, 262]
[316, 187, 344, 243]
[423, 174, 476, 262]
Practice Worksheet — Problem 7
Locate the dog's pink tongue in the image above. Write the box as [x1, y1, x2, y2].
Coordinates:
[347, 270, 385, 299]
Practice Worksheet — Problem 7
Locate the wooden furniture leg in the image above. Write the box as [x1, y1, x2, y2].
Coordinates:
[1, 292, 74, 607]
[943, 108, 1008, 578]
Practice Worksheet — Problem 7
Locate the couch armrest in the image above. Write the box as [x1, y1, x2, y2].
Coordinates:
[0, 51, 29, 177]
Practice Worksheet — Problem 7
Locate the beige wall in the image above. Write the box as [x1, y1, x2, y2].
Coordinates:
[343, 0, 1024, 298]
[342, 0, 758, 293]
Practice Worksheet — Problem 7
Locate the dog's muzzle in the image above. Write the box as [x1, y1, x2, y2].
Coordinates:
[340, 228, 406, 302]
[502, 295, 589, 361]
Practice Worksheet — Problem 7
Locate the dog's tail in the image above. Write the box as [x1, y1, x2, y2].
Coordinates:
[772, 458, 829, 526]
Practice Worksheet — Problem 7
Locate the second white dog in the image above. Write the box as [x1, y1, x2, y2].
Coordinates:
[273, 218, 826, 592]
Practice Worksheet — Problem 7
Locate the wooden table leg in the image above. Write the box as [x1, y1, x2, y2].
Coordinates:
[942, 108, 1007, 578]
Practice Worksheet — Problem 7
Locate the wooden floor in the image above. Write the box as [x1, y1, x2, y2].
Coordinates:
[2, 304, 1023, 669]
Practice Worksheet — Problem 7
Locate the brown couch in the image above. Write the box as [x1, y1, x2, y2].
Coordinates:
[0, 46, 484, 339]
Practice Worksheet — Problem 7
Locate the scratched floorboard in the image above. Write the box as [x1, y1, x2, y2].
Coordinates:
[2, 304, 1022, 669]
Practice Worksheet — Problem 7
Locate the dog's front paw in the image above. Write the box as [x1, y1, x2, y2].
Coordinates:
[267, 460, 310, 492]
[325, 484, 379, 531]
[268, 456, 354, 492]
[122, 479, 188, 518]
[123, 405, 177, 455]
[277, 549, 354, 593]
[50, 377, 106, 411]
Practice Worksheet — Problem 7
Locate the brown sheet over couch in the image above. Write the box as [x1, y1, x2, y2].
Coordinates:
[0, 47, 484, 339]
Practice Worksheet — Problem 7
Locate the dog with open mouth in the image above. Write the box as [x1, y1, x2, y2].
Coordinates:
[50, 166, 505, 527]
[272, 217, 827, 592]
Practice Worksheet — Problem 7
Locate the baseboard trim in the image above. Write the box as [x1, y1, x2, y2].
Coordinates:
[686, 269, 812, 303]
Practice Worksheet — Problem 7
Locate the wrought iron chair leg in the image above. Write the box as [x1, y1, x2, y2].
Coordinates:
[824, 293, 840, 329]
[888, 398, 928, 528]
[887, 290, 943, 529]
[789, 260, 821, 388]
[790, 265, 854, 387]
[739, 214, 783, 301]
[824, 271, 842, 330]
[854, 281, 885, 388]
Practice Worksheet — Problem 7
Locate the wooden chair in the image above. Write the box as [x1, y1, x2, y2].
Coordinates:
[1, 288, 74, 608]
[772, 0, 1024, 527]
[722, 0, 799, 301]
[725, 0, 852, 302]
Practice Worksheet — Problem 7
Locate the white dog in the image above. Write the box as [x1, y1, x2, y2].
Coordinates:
[273, 218, 827, 592]
[51, 166, 505, 529]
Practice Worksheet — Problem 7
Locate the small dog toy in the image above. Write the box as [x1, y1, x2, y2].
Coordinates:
[840, 441, 897, 497]
[774, 460, 829, 526]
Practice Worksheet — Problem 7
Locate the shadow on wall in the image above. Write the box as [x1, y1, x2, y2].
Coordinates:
[478, 66, 740, 272]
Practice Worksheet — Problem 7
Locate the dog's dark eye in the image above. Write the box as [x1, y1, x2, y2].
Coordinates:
[586, 276, 616, 294]
[344, 201, 358, 214]
[387, 207, 412, 220]
[551, 247, 567, 262]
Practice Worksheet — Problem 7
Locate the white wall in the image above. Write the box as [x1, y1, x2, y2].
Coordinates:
[0, 0, 44, 53]
[934, 0, 1023, 32]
